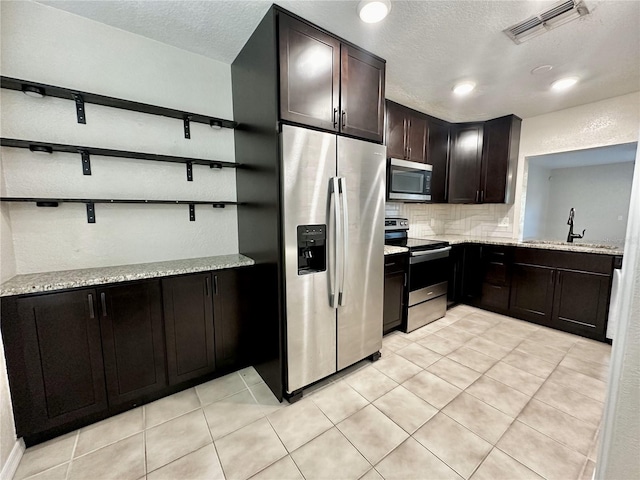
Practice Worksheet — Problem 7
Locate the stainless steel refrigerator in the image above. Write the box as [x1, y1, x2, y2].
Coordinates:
[280, 124, 386, 394]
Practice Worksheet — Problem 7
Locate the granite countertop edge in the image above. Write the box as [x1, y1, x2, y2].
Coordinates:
[0, 254, 255, 297]
[419, 235, 624, 256]
[384, 245, 410, 256]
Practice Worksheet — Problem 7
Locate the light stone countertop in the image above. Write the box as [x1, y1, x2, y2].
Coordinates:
[384, 245, 409, 256]
[417, 235, 624, 256]
[0, 254, 255, 297]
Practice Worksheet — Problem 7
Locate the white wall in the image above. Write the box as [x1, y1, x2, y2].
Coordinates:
[0, 0, 239, 474]
[522, 164, 551, 240]
[515, 92, 640, 239]
[0, 0, 238, 278]
[541, 162, 634, 244]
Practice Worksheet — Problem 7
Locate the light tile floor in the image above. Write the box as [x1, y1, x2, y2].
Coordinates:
[14, 305, 610, 480]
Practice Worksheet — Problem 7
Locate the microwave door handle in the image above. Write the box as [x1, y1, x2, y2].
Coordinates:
[338, 177, 349, 306]
[329, 177, 341, 308]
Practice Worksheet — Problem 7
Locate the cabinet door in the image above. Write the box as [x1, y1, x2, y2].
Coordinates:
[448, 124, 483, 203]
[99, 281, 167, 407]
[162, 274, 216, 384]
[552, 269, 610, 340]
[385, 101, 407, 159]
[213, 269, 245, 370]
[384, 271, 405, 334]
[462, 244, 483, 305]
[481, 115, 521, 204]
[2, 290, 107, 437]
[447, 245, 465, 307]
[406, 113, 427, 163]
[509, 264, 555, 326]
[340, 44, 385, 142]
[427, 119, 450, 203]
[278, 13, 340, 131]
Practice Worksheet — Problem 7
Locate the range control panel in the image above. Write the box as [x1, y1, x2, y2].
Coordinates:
[384, 217, 409, 231]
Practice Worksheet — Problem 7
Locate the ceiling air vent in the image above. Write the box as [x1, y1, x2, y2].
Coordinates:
[504, 0, 590, 44]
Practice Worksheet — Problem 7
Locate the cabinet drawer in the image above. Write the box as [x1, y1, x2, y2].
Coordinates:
[384, 254, 408, 274]
[514, 248, 613, 275]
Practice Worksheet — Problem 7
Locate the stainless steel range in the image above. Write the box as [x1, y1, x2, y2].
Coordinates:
[384, 218, 451, 332]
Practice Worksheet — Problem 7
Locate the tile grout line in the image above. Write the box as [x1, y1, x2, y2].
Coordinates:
[65, 430, 79, 480]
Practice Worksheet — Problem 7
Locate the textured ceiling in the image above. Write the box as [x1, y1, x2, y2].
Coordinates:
[37, 0, 640, 122]
[530, 142, 638, 169]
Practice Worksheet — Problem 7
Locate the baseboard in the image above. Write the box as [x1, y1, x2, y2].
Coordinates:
[0, 438, 24, 480]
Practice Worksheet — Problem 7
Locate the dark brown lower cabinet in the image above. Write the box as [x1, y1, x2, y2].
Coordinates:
[162, 273, 216, 384]
[1, 289, 108, 437]
[1, 266, 251, 445]
[213, 269, 245, 369]
[509, 263, 555, 326]
[98, 281, 167, 407]
[383, 254, 408, 334]
[552, 269, 610, 339]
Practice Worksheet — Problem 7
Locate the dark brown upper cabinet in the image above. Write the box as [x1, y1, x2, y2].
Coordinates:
[278, 14, 340, 132]
[449, 115, 521, 204]
[278, 12, 385, 143]
[384, 101, 427, 162]
[98, 281, 167, 407]
[448, 123, 484, 204]
[481, 115, 522, 204]
[426, 118, 450, 203]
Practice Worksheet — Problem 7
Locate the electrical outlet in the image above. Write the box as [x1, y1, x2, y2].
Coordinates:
[498, 217, 509, 227]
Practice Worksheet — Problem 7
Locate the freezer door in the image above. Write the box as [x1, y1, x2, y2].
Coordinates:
[336, 136, 386, 370]
[281, 125, 338, 393]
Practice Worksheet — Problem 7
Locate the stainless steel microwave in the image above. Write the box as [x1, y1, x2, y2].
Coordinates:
[387, 158, 432, 202]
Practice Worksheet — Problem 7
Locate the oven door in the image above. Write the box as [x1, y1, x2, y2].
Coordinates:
[408, 247, 451, 307]
[387, 158, 432, 202]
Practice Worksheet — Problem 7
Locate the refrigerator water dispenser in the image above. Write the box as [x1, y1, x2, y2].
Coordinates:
[297, 225, 326, 275]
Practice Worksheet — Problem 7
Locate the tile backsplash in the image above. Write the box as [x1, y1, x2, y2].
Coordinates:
[385, 202, 516, 239]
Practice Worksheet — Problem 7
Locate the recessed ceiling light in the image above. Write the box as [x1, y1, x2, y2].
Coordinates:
[531, 65, 553, 75]
[453, 82, 476, 95]
[551, 77, 579, 91]
[357, 0, 391, 23]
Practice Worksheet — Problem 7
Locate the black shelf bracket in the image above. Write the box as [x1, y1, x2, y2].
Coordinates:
[186, 162, 193, 181]
[81, 151, 92, 175]
[73, 94, 86, 124]
[183, 116, 191, 139]
[86, 202, 96, 223]
[189, 203, 195, 221]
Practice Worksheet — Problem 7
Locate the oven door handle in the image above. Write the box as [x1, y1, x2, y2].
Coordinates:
[410, 246, 451, 264]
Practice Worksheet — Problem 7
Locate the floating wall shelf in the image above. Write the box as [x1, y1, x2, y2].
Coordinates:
[1, 138, 239, 181]
[1, 76, 237, 138]
[0, 197, 240, 223]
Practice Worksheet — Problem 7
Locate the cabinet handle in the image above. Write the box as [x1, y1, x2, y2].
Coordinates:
[549, 270, 556, 286]
[88, 294, 95, 319]
[205, 276, 210, 297]
[476, 190, 480, 203]
[408, 147, 412, 159]
[213, 275, 219, 295]
[341, 110, 346, 129]
[404, 273, 407, 287]
[333, 108, 339, 130]
[480, 190, 484, 202]
[100, 292, 107, 317]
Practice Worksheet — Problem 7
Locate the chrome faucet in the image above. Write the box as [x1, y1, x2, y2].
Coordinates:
[566, 208, 585, 243]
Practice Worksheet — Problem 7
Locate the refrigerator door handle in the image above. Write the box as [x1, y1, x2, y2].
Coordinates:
[338, 177, 349, 306]
[329, 177, 341, 308]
